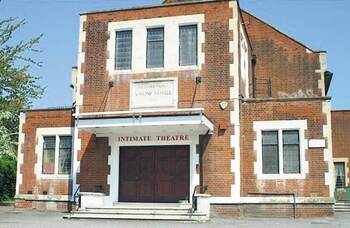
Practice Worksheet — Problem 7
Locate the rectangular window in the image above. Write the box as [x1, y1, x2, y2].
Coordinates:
[147, 28, 164, 68]
[283, 130, 300, 173]
[42, 136, 56, 174]
[335, 162, 346, 188]
[262, 131, 279, 174]
[115, 30, 132, 70]
[261, 130, 301, 175]
[179, 25, 197, 66]
[58, 136, 72, 174]
[42, 135, 72, 175]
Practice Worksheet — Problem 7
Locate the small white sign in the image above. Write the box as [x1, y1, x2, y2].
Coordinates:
[130, 78, 177, 110]
[308, 139, 326, 148]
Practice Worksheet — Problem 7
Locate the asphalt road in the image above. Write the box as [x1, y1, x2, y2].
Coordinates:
[1, 206, 350, 228]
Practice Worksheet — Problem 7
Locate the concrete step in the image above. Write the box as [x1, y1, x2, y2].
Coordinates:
[335, 203, 350, 206]
[64, 211, 207, 221]
[77, 209, 194, 215]
[86, 206, 191, 212]
[334, 205, 350, 208]
[64, 213, 206, 221]
[334, 209, 350, 212]
[111, 203, 192, 209]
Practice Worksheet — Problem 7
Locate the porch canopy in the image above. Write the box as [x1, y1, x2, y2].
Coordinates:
[75, 108, 214, 136]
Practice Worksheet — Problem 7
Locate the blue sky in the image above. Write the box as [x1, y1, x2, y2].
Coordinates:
[1, 0, 349, 110]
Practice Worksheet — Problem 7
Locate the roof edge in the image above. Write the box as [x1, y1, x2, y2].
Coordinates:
[21, 106, 73, 113]
[241, 9, 319, 53]
[80, 0, 222, 16]
[331, 109, 350, 113]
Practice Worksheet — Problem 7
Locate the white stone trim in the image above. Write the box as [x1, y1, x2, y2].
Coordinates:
[76, 15, 86, 114]
[229, 0, 240, 200]
[308, 139, 326, 148]
[106, 14, 205, 75]
[322, 100, 334, 196]
[72, 14, 86, 197]
[253, 120, 309, 180]
[317, 52, 327, 96]
[106, 133, 199, 206]
[72, 124, 81, 197]
[15, 194, 71, 202]
[34, 127, 73, 180]
[316, 52, 334, 196]
[15, 112, 26, 195]
[239, 24, 249, 98]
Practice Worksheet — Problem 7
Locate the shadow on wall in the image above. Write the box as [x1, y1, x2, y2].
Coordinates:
[77, 132, 110, 194]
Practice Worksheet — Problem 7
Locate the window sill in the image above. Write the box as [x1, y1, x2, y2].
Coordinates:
[257, 173, 306, 180]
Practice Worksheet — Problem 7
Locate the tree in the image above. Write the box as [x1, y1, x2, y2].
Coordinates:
[0, 17, 44, 201]
[0, 18, 44, 113]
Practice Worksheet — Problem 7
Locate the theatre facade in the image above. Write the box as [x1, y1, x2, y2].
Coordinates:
[15, 0, 337, 219]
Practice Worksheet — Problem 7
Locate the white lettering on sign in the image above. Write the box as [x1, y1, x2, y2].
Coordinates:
[117, 135, 189, 142]
[130, 78, 177, 109]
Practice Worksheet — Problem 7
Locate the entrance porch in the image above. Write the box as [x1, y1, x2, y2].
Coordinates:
[70, 109, 213, 220]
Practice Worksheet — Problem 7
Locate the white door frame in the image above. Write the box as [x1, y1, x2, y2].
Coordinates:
[106, 133, 200, 205]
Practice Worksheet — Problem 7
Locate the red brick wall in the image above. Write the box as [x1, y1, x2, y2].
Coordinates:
[332, 110, 350, 186]
[19, 109, 73, 195]
[211, 203, 334, 218]
[240, 100, 329, 197]
[77, 132, 110, 194]
[78, 0, 235, 197]
[242, 11, 323, 98]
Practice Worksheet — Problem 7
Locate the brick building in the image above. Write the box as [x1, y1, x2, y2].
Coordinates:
[332, 110, 350, 202]
[15, 0, 338, 219]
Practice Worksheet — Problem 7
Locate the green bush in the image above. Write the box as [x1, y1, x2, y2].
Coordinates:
[0, 155, 16, 202]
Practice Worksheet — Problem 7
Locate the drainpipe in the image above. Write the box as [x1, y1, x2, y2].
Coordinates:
[252, 54, 257, 98]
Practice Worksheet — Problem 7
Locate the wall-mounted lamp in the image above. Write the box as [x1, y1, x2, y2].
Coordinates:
[109, 81, 114, 88]
[195, 76, 202, 84]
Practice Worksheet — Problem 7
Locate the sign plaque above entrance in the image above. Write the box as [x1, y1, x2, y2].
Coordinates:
[130, 78, 178, 110]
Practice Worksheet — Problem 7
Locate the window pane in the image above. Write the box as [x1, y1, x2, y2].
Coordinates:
[335, 162, 346, 188]
[42, 136, 55, 174]
[283, 130, 299, 144]
[58, 136, 72, 174]
[179, 25, 197, 66]
[283, 130, 300, 174]
[262, 131, 279, 174]
[115, 30, 132, 70]
[147, 28, 164, 68]
[262, 131, 278, 145]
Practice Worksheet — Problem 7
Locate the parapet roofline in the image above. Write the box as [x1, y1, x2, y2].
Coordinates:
[241, 9, 325, 54]
[80, 0, 224, 15]
[332, 110, 350, 113]
[21, 106, 73, 112]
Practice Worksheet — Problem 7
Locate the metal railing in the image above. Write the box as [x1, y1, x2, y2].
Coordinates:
[73, 186, 81, 210]
[191, 185, 207, 213]
[247, 192, 297, 219]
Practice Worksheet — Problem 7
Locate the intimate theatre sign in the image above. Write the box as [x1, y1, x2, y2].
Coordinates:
[117, 135, 190, 142]
[130, 78, 177, 109]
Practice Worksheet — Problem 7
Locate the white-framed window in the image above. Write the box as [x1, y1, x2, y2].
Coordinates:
[115, 30, 133, 70]
[179, 24, 197, 66]
[254, 120, 308, 179]
[35, 127, 73, 179]
[106, 14, 204, 74]
[146, 27, 164, 68]
[42, 135, 72, 175]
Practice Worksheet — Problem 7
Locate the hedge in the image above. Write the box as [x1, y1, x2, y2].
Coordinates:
[0, 156, 16, 202]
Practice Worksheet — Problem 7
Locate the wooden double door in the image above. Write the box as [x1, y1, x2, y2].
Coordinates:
[119, 145, 190, 203]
